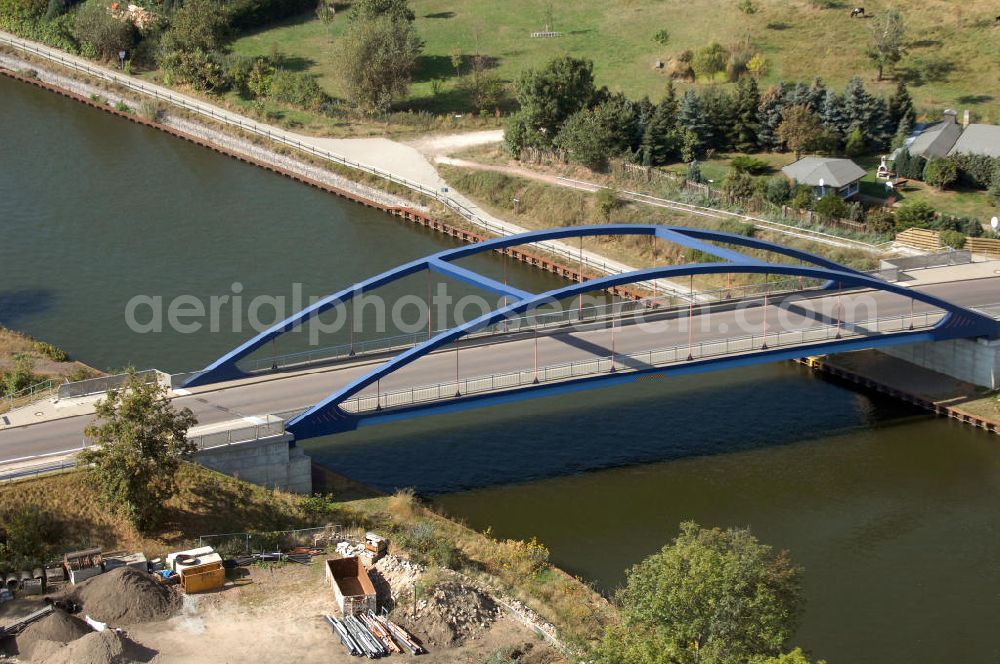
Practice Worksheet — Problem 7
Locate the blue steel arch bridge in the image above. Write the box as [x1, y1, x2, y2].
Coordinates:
[183, 224, 998, 441]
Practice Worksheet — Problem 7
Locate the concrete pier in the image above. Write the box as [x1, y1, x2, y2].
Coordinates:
[882, 338, 1000, 389]
[194, 433, 312, 494]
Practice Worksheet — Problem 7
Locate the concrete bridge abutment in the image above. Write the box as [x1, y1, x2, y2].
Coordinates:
[194, 433, 312, 494]
[882, 338, 1000, 389]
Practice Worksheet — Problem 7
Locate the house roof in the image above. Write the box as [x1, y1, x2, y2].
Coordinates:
[781, 157, 866, 188]
[948, 124, 1000, 158]
[908, 120, 962, 159]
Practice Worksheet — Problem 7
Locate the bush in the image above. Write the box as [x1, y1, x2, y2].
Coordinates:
[950, 154, 999, 189]
[939, 230, 966, 249]
[765, 176, 791, 204]
[866, 206, 896, 235]
[717, 219, 755, 237]
[722, 169, 754, 202]
[924, 157, 958, 190]
[72, 0, 138, 60]
[596, 187, 619, 221]
[895, 200, 937, 230]
[730, 155, 770, 174]
[32, 340, 68, 361]
[815, 193, 848, 222]
[270, 69, 328, 110]
[790, 184, 815, 210]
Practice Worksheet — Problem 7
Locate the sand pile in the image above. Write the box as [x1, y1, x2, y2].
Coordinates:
[14, 611, 90, 660]
[394, 580, 501, 647]
[70, 567, 179, 625]
[39, 629, 151, 664]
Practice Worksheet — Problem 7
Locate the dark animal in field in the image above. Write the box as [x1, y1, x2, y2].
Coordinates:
[995, 14, 1000, 22]
[851, 7, 865, 17]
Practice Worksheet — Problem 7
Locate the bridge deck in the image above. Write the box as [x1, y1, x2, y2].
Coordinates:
[1, 276, 997, 462]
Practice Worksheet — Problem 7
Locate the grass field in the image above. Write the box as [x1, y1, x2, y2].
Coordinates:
[231, 0, 1000, 119]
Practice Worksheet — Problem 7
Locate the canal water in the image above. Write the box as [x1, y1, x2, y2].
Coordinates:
[3, 75, 1000, 663]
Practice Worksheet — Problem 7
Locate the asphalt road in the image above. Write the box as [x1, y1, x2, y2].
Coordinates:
[2, 277, 997, 462]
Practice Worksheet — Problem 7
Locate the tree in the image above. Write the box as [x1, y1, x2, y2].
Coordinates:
[80, 370, 197, 530]
[866, 8, 906, 81]
[924, 157, 958, 190]
[843, 77, 878, 138]
[777, 104, 823, 158]
[554, 107, 613, 170]
[348, 0, 415, 22]
[678, 89, 710, 157]
[334, 13, 423, 113]
[989, 161, 1000, 206]
[642, 84, 680, 166]
[72, 0, 139, 60]
[511, 56, 596, 148]
[887, 80, 916, 131]
[844, 127, 866, 157]
[734, 77, 761, 153]
[757, 84, 787, 152]
[594, 521, 804, 664]
[160, 0, 228, 53]
[754, 648, 826, 664]
[692, 42, 728, 81]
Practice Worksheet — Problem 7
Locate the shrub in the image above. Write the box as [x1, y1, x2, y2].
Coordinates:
[895, 200, 937, 230]
[717, 219, 755, 237]
[686, 160, 704, 183]
[924, 157, 958, 190]
[138, 100, 165, 123]
[815, 193, 849, 222]
[114, 100, 132, 113]
[596, 187, 619, 221]
[730, 155, 770, 174]
[32, 340, 68, 361]
[653, 29, 669, 45]
[790, 184, 815, 210]
[866, 206, 896, 235]
[939, 230, 966, 249]
[765, 176, 791, 204]
[270, 69, 328, 110]
[480, 534, 550, 578]
[990, 162, 1000, 206]
[722, 169, 754, 202]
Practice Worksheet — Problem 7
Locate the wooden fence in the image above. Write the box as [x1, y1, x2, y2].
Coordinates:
[895, 228, 942, 252]
[966, 237, 1000, 257]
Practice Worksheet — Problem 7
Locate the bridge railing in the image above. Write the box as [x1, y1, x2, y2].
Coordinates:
[238, 276, 829, 374]
[187, 417, 286, 451]
[1, 378, 60, 414]
[338, 311, 942, 414]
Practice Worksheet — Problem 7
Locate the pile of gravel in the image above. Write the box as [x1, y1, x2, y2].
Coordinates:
[394, 580, 501, 647]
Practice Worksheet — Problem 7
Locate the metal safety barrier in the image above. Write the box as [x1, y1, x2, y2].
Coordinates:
[339, 311, 943, 414]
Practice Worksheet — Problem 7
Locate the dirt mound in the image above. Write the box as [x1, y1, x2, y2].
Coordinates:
[39, 629, 151, 664]
[393, 580, 501, 647]
[15, 610, 90, 660]
[71, 567, 179, 625]
[371, 555, 425, 609]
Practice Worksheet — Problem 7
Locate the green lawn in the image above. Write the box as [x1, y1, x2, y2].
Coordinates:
[231, 0, 1000, 120]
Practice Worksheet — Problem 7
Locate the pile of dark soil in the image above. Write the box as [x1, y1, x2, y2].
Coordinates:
[69, 567, 179, 625]
[40, 629, 154, 664]
[14, 610, 90, 660]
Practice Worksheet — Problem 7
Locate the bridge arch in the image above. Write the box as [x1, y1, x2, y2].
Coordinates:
[183, 224, 871, 387]
[283, 260, 997, 438]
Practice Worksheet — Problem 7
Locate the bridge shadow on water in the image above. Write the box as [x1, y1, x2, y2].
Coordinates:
[302, 362, 927, 495]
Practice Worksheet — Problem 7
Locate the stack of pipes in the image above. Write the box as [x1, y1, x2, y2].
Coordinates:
[372, 612, 424, 655]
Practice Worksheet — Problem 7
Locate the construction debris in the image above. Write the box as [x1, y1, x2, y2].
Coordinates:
[325, 610, 425, 658]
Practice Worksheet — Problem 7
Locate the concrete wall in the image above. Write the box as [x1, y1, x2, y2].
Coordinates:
[194, 433, 312, 494]
[883, 338, 1000, 389]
